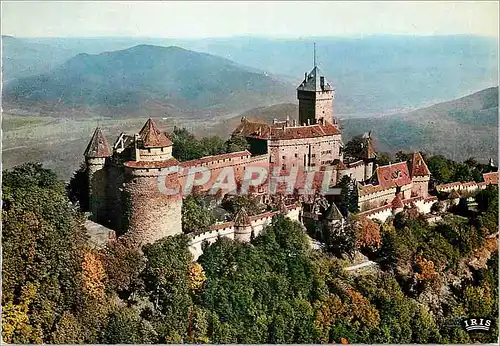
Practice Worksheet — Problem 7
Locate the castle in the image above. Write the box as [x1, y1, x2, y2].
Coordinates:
[83, 64, 445, 250]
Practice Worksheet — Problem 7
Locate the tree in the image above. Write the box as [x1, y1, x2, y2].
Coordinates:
[171, 127, 205, 162]
[395, 151, 411, 163]
[141, 235, 194, 343]
[221, 194, 264, 216]
[354, 217, 382, 250]
[225, 135, 249, 153]
[67, 161, 89, 211]
[102, 307, 157, 344]
[343, 135, 364, 158]
[182, 195, 215, 234]
[323, 221, 356, 260]
[200, 136, 227, 156]
[336, 175, 359, 215]
[376, 152, 392, 166]
[2, 163, 89, 343]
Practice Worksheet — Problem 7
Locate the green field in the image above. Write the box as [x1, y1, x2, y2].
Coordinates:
[2, 114, 209, 180]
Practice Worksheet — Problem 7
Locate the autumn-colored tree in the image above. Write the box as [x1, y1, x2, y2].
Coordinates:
[82, 250, 107, 298]
[354, 217, 382, 249]
[2, 163, 88, 343]
[188, 262, 207, 291]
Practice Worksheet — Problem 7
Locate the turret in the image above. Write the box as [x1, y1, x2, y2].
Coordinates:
[121, 118, 182, 247]
[297, 66, 335, 126]
[233, 207, 252, 242]
[391, 193, 404, 215]
[84, 127, 111, 223]
[408, 152, 431, 198]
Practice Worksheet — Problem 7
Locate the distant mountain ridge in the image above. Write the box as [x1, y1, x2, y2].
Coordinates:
[3, 44, 295, 118]
[214, 87, 498, 163]
[3, 35, 497, 116]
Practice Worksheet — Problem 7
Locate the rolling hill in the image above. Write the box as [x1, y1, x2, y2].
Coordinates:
[212, 87, 498, 163]
[3, 44, 295, 119]
[3, 35, 497, 116]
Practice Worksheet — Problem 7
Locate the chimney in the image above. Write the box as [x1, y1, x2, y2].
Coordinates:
[285, 116, 290, 127]
[304, 72, 307, 81]
[293, 119, 297, 126]
[273, 118, 278, 125]
[307, 119, 310, 126]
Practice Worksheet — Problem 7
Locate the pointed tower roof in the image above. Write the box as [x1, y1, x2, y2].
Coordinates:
[234, 207, 251, 227]
[297, 66, 334, 92]
[84, 127, 111, 158]
[327, 202, 343, 221]
[361, 132, 376, 159]
[139, 118, 172, 148]
[408, 152, 430, 177]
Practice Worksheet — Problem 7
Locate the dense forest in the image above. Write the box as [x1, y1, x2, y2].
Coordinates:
[2, 131, 498, 344]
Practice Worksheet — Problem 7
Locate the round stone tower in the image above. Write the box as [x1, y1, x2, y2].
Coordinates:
[84, 127, 111, 224]
[121, 118, 183, 247]
[233, 207, 252, 242]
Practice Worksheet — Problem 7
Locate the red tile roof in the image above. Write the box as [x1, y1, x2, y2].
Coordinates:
[233, 118, 340, 140]
[139, 118, 172, 148]
[358, 184, 392, 197]
[483, 172, 499, 185]
[232, 119, 271, 139]
[376, 162, 412, 188]
[408, 152, 430, 177]
[123, 158, 179, 169]
[269, 122, 341, 140]
[84, 127, 111, 158]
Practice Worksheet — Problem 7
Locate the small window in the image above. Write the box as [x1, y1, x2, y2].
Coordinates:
[282, 164, 286, 170]
[295, 153, 298, 158]
[282, 155, 286, 159]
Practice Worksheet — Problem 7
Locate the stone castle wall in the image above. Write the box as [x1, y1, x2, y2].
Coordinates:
[358, 196, 438, 223]
[314, 91, 334, 124]
[269, 135, 342, 170]
[187, 205, 301, 260]
[121, 168, 182, 247]
[435, 181, 487, 194]
[87, 157, 108, 224]
[297, 90, 334, 125]
[358, 184, 413, 212]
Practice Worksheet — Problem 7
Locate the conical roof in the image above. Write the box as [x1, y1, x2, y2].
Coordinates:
[139, 118, 172, 148]
[361, 134, 376, 159]
[327, 202, 343, 220]
[84, 127, 111, 158]
[391, 193, 404, 209]
[408, 152, 430, 177]
[234, 207, 251, 227]
[297, 66, 334, 92]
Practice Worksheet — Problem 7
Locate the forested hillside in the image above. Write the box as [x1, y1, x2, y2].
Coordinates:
[2, 161, 498, 343]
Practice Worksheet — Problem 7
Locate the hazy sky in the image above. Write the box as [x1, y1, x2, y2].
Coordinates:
[2, 1, 499, 38]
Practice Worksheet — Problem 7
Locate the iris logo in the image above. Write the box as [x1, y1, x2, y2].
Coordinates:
[462, 318, 494, 332]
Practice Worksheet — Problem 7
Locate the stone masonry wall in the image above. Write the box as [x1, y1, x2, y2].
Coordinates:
[122, 168, 182, 247]
[87, 157, 108, 224]
[187, 205, 301, 260]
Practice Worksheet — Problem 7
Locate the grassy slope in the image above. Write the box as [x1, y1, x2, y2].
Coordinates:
[2, 114, 203, 180]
